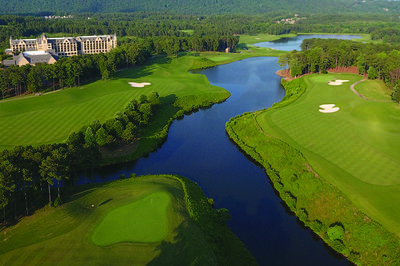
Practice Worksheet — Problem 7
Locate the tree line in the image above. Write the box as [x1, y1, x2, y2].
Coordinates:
[0, 92, 159, 224]
[0, 0, 400, 15]
[0, 34, 238, 98]
[0, 13, 249, 52]
[278, 38, 400, 102]
[3, 12, 400, 55]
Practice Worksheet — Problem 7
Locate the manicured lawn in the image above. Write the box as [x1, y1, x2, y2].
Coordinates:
[92, 192, 170, 245]
[0, 48, 287, 151]
[208, 56, 231, 62]
[0, 55, 230, 149]
[0, 176, 217, 265]
[257, 73, 400, 235]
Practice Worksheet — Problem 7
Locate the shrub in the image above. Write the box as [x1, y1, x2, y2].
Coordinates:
[54, 197, 63, 207]
[327, 224, 345, 241]
[368, 66, 378, 79]
[311, 219, 324, 233]
[208, 198, 215, 207]
[298, 208, 308, 222]
[129, 173, 136, 178]
[331, 239, 349, 255]
[119, 174, 126, 179]
[216, 208, 231, 224]
[95, 127, 107, 146]
[392, 84, 400, 103]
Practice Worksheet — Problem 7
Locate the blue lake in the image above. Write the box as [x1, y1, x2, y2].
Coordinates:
[83, 35, 359, 265]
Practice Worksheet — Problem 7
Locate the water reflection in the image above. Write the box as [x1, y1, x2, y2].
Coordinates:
[253, 34, 362, 51]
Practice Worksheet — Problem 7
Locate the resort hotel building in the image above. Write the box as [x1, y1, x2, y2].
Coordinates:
[4, 33, 117, 66]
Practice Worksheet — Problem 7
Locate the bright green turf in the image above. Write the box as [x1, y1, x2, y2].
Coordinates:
[0, 55, 230, 149]
[0, 49, 288, 150]
[0, 176, 217, 265]
[257, 73, 400, 235]
[208, 56, 231, 62]
[92, 192, 170, 245]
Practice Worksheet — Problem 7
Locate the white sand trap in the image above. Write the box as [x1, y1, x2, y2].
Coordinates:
[128, 82, 151, 88]
[328, 80, 349, 86]
[319, 104, 340, 113]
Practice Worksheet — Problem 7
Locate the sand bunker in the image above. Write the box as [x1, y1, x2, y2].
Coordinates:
[328, 80, 349, 86]
[128, 82, 151, 88]
[319, 104, 340, 113]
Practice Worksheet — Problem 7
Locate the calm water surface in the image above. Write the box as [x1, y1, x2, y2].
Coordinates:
[254, 34, 362, 51]
[82, 36, 359, 265]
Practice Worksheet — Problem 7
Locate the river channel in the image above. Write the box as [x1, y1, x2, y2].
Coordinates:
[82, 35, 360, 265]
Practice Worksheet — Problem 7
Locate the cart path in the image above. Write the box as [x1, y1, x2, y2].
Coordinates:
[350, 78, 392, 102]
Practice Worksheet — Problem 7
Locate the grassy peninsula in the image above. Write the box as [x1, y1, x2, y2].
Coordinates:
[226, 73, 400, 265]
[0, 175, 256, 265]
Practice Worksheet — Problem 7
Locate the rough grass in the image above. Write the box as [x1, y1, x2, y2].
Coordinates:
[257, 74, 400, 234]
[0, 176, 217, 265]
[354, 79, 392, 101]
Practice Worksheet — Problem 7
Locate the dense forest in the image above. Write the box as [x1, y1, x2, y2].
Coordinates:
[2, 13, 400, 55]
[1, 0, 400, 15]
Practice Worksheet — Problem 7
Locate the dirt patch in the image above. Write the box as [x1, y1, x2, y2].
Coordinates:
[305, 163, 319, 178]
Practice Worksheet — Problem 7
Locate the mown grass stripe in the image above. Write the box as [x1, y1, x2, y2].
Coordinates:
[258, 73, 400, 236]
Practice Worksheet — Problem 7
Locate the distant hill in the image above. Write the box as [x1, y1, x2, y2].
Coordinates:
[1, 0, 400, 15]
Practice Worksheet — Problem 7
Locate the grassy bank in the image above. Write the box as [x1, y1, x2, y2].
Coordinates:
[0, 45, 287, 163]
[0, 175, 256, 265]
[226, 74, 400, 265]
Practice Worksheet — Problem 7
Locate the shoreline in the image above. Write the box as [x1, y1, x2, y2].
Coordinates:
[225, 74, 400, 265]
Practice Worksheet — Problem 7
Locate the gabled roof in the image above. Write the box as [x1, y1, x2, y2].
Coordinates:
[22, 52, 58, 64]
[47, 37, 77, 45]
[3, 51, 58, 67]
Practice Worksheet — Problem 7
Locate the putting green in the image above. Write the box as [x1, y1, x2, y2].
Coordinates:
[92, 192, 170, 246]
